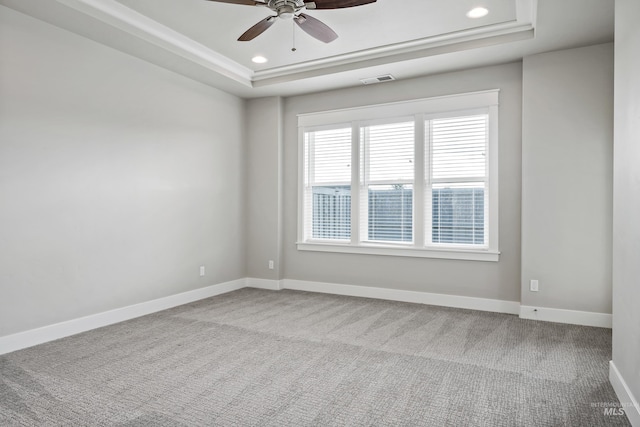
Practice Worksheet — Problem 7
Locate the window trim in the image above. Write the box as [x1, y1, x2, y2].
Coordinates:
[297, 90, 500, 262]
[296, 242, 500, 262]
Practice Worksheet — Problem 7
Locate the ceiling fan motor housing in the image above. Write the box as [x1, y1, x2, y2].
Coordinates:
[268, 0, 305, 19]
[221, 0, 371, 43]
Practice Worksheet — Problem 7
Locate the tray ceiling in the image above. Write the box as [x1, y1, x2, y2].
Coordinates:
[0, 0, 613, 97]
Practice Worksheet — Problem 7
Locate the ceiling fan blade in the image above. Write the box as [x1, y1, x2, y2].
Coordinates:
[205, 0, 263, 5]
[294, 13, 338, 43]
[304, 0, 375, 10]
[238, 16, 276, 41]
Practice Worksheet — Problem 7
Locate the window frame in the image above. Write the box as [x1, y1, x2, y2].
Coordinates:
[297, 90, 500, 262]
[303, 123, 354, 243]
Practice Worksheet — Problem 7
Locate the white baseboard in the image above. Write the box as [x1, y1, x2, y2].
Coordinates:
[0, 279, 245, 356]
[1, 277, 614, 356]
[519, 305, 612, 328]
[246, 277, 282, 290]
[281, 279, 521, 315]
[610, 361, 640, 426]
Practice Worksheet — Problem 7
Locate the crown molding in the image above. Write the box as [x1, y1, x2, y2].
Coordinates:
[252, 22, 534, 85]
[55, 0, 254, 86]
[51, 0, 536, 89]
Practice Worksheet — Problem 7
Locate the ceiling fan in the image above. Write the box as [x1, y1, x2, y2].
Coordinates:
[205, 0, 376, 43]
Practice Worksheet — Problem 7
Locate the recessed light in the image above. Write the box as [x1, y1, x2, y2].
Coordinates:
[252, 55, 268, 64]
[467, 7, 489, 18]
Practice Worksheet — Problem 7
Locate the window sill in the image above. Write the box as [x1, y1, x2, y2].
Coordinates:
[296, 242, 500, 262]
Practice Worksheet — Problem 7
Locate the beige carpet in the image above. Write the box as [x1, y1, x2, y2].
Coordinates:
[0, 288, 630, 426]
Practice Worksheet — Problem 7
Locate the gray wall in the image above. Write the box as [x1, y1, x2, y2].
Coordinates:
[612, 0, 640, 411]
[521, 43, 614, 313]
[282, 63, 523, 302]
[0, 7, 246, 336]
[245, 97, 283, 280]
[2, 2, 620, 342]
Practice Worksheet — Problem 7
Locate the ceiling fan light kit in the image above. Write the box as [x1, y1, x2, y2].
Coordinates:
[206, 0, 376, 43]
[274, 2, 296, 19]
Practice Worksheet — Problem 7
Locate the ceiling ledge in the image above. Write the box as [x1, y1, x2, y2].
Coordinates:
[251, 22, 535, 86]
[55, 0, 254, 87]
[50, 0, 537, 89]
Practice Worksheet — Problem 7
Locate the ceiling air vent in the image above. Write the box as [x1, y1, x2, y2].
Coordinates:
[360, 74, 396, 85]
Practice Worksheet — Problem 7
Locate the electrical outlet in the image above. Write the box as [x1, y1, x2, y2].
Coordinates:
[199, 266, 205, 277]
[530, 279, 539, 292]
[268, 260, 274, 270]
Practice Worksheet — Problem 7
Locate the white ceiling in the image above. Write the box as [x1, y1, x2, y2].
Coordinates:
[117, 0, 518, 70]
[0, 0, 614, 98]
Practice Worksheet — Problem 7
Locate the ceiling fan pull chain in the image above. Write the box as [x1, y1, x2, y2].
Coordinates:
[292, 19, 297, 52]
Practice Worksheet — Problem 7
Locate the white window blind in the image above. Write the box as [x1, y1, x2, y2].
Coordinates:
[304, 127, 352, 241]
[431, 115, 487, 180]
[430, 114, 488, 246]
[361, 121, 414, 242]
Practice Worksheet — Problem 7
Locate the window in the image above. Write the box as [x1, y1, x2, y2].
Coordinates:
[361, 120, 415, 243]
[430, 115, 487, 246]
[304, 126, 352, 240]
[298, 90, 499, 261]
